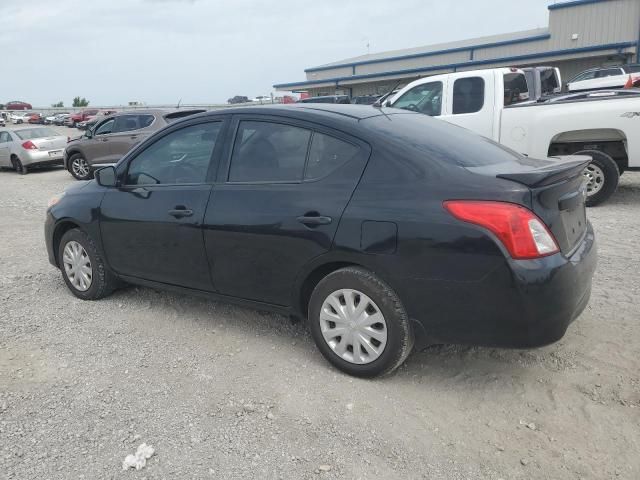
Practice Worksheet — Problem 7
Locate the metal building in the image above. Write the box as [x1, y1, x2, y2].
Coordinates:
[274, 0, 640, 97]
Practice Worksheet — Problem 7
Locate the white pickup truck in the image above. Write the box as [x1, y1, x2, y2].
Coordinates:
[385, 67, 640, 205]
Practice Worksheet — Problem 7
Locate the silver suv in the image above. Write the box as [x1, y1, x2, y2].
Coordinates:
[64, 109, 205, 180]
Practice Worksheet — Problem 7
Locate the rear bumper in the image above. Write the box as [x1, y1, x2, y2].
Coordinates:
[21, 150, 64, 167]
[399, 223, 597, 349]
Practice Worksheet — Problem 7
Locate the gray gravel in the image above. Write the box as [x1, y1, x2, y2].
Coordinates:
[1, 149, 639, 479]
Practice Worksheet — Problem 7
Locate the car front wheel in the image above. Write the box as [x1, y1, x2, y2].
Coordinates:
[58, 228, 117, 300]
[308, 267, 414, 378]
[68, 153, 93, 180]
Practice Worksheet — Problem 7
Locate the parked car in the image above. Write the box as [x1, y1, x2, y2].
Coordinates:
[64, 109, 205, 180]
[28, 113, 45, 124]
[5, 101, 32, 110]
[386, 67, 640, 206]
[65, 109, 100, 128]
[297, 95, 350, 104]
[566, 64, 640, 92]
[45, 105, 596, 378]
[0, 126, 67, 174]
[45, 113, 69, 125]
[76, 117, 100, 131]
[54, 114, 70, 126]
[0, 117, 4, 127]
[10, 112, 31, 124]
[351, 95, 381, 105]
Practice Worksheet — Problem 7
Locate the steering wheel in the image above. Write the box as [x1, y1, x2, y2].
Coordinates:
[405, 103, 419, 112]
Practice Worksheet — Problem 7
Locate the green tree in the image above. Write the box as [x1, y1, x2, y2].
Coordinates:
[51, 101, 64, 108]
[72, 97, 90, 107]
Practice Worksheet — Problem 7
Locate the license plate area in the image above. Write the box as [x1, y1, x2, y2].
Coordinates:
[49, 150, 62, 157]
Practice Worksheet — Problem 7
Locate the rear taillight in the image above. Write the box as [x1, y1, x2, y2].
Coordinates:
[21, 141, 38, 150]
[443, 200, 559, 259]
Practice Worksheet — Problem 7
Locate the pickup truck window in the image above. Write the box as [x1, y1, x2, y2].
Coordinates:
[392, 81, 442, 116]
[452, 77, 484, 114]
[571, 71, 596, 82]
[503, 73, 529, 106]
[595, 68, 623, 78]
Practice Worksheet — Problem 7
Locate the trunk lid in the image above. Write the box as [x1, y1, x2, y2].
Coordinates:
[32, 136, 67, 151]
[468, 155, 590, 255]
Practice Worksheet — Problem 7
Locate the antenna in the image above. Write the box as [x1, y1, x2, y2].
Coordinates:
[176, 98, 182, 109]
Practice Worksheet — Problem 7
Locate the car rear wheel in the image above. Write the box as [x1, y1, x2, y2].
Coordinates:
[58, 228, 117, 300]
[68, 154, 92, 180]
[308, 267, 414, 378]
[577, 150, 620, 207]
[11, 156, 27, 175]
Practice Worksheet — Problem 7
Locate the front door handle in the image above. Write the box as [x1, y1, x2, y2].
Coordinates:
[168, 206, 193, 218]
[297, 214, 332, 226]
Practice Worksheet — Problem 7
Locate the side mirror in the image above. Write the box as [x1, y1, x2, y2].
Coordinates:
[84, 130, 93, 139]
[94, 166, 117, 187]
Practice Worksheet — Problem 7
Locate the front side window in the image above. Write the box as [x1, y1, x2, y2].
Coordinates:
[95, 119, 115, 136]
[305, 132, 359, 180]
[392, 81, 442, 116]
[503, 73, 530, 106]
[452, 77, 485, 114]
[126, 122, 221, 185]
[228, 121, 311, 182]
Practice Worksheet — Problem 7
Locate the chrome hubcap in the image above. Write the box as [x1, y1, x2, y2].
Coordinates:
[583, 163, 604, 196]
[319, 289, 387, 364]
[71, 157, 90, 178]
[62, 241, 92, 291]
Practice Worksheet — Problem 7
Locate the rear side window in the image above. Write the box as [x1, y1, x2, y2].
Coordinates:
[571, 71, 596, 82]
[305, 133, 359, 180]
[452, 77, 485, 114]
[114, 114, 154, 133]
[392, 81, 442, 116]
[503, 73, 530, 106]
[228, 121, 311, 182]
[0, 132, 11, 142]
[595, 68, 623, 78]
[540, 69, 559, 94]
[126, 122, 221, 185]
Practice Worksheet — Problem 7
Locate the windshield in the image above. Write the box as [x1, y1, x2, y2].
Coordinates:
[15, 128, 59, 140]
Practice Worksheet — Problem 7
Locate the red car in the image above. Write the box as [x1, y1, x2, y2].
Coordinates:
[5, 100, 32, 110]
[28, 113, 44, 124]
[65, 109, 99, 128]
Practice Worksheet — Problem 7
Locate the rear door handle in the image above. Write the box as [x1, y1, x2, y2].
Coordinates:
[168, 207, 193, 218]
[297, 215, 332, 226]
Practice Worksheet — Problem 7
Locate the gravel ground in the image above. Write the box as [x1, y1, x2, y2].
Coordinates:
[1, 130, 639, 479]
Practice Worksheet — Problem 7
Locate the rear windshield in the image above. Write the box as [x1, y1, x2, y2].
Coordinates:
[540, 69, 559, 94]
[15, 128, 59, 140]
[367, 112, 527, 167]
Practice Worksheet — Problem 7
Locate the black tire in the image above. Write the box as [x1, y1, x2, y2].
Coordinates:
[575, 149, 620, 207]
[58, 228, 117, 300]
[68, 153, 93, 180]
[11, 156, 27, 175]
[308, 267, 414, 378]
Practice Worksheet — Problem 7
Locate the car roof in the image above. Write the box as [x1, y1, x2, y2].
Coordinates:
[196, 104, 389, 122]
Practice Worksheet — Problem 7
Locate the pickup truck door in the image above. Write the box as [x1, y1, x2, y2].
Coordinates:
[440, 72, 495, 139]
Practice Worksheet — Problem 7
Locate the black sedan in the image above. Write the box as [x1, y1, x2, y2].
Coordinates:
[45, 105, 597, 377]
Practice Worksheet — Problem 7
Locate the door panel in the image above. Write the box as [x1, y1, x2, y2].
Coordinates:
[204, 118, 370, 306]
[100, 185, 214, 290]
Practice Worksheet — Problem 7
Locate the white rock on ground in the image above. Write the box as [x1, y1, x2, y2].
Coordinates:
[122, 443, 155, 470]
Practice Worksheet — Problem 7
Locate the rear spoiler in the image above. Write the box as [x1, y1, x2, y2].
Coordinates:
[164, 109, 207, 122]
[497, 155, 591, 188]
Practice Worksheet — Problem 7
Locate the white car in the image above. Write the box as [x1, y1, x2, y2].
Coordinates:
[10, 112, 31, 124]
[387, 67, 640, 206]
[566, 64, 640, 92]
[0, 126, 67, 174]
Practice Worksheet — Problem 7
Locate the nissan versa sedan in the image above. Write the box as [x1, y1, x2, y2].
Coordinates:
[0, 127, 67, 174]
[45, 105, 597, 377]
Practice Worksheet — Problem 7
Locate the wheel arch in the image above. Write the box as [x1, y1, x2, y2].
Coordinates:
[547, 128, 628, 171]
[52, 220, 82, 267]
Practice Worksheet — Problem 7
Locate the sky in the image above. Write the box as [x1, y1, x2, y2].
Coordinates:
[1, 0, 554, 107]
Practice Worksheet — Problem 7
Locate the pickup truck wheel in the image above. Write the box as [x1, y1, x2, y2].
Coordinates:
[575, 150, 619, 207]
[308, 267, 414, 378]
[68, 154, 93, 180]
